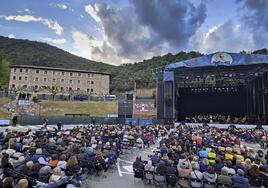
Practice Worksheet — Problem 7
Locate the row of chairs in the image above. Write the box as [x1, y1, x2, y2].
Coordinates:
[133, 168, 265, 188]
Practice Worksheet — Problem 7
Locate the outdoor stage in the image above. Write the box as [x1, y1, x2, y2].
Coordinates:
[154, 52, 268, 124]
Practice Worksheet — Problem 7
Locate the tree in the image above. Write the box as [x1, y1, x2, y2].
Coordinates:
[0, 54, 10, 88]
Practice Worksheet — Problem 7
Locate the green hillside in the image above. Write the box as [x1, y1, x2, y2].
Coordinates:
[1, 36, 268, 93]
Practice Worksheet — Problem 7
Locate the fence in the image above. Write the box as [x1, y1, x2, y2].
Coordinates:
[18, 115, 91, 125]
[17, 115, 165, 126]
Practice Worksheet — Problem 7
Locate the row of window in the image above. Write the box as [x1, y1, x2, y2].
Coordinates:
[14, 68, 94, 78]
[11, 84, 94, 93]
[12, 76, 94, 84]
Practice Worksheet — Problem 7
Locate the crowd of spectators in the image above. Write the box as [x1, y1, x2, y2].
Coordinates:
[0, 124, 169, 187]
[185, 115, 247, 124]
[133, 124, 268, 188]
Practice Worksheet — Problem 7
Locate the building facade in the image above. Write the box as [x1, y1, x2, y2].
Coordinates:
[8, 65, 110, 99]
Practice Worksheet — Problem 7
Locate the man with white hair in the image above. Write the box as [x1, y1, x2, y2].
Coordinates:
[31, 148, 48, 165]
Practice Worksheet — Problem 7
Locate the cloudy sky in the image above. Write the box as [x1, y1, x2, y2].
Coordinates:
[0, 0, 267, 65]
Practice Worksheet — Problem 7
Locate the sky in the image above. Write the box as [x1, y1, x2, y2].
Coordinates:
[0, 0, 267, 65]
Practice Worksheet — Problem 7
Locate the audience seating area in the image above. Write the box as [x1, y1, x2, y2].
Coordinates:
[132, 124, 268, 188]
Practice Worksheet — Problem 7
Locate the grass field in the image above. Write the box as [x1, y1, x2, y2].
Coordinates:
[41, 100, 118, 116]
[0, 97, 10, 106]
[0, 98, 10, 118]
[0, 110, 9, 118]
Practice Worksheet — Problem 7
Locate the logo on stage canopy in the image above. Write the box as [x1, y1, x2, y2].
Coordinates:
[211, 52, 233, 65]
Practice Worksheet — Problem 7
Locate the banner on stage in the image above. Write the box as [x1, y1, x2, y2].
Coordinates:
[175, 122, 268, 130]
[0, 119, 10, 126]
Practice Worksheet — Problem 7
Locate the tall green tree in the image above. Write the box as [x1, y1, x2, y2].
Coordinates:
[0, 54, 10, 88]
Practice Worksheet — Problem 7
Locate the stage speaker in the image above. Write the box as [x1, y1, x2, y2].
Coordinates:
[118, 100, 133, 118]
[126, 93, 133, 101]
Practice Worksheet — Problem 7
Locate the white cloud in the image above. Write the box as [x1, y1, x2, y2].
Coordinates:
[196, 21, 255, 53]
[8, 34, 15, 38]
[24, 8, 31, 13]
[0, 15, 63, 35]
[41, 37, 66, 44]
[72, 30, 101, 59]
[57, 4, 68, 10]
[49, 3, 74, 12]
[71, 30, 128, 65]
[80, 14, 84, 18]
[84, 4, 101, 23]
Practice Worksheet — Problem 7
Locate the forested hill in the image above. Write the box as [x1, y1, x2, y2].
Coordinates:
[0, 36, 113, 72]
[1, 36, 267, 93]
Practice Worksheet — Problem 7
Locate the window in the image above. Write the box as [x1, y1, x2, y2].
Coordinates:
[91, 81, 94, 84]
[20, 69, 23, 73]
[12, 84, 15, 88]
[53, 78, 56, 82]
[77, 88, 80, 91]
[69, 80, 72, 84]
[53, 71, 55, 75]
[61, 79, 64, 83]
[23, 85, 27, 89]
[44, 78, 47, 82]
[87, 81, 90, 84]
[25, 69, 28, 73]
[62, 72, 64, 75]
[60, 87, 64, 91]
[25, 77, 27, 80]
[78, 80, 81, 84]
[87, 88, 90, 92]
[36, 70, 39, 74]
[35, 77, 39, 82]
[78, 73, 81, 76]
[34, 85, 38, 90]
[91, 89, 94, 92]
[69, 87, 72, 91]
[52, 86, 55, 90]
[70, 73, 73, 76]
[14, 68, 17, 72]
[44, 70, 47, 74]
[19, 76, 22, 80]
[13, 76, 16, 80]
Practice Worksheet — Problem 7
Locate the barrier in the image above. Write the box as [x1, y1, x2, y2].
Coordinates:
[19, 115, 91, 125]
[175, 122, 268, 130]
[0, 119, 10, 126]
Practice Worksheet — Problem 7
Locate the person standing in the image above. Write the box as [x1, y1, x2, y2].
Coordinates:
[57, 121, 62, 131]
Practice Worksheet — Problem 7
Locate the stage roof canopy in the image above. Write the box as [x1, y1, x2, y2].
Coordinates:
[165, 52, 268, 70]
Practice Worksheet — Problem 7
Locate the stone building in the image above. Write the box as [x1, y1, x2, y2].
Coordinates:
[8, 65, 110, 99]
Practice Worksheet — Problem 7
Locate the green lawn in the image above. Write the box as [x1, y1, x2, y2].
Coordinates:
[41, 100, 118, 116]
[0, 110, 9, 118]
[0, 97, 10, 106]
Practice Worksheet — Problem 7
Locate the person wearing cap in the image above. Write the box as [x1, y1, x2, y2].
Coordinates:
[231, 169, 249, 188]
[216, 167, 232, 188]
